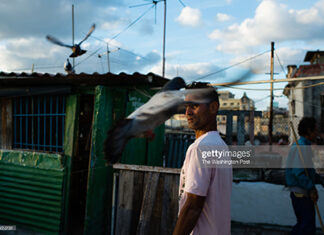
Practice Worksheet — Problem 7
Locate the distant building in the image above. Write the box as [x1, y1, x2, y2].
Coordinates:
[218, 91, 255, 111]
[254, 107, 289, 136]
[216, 91, 255, 135]
[283, 50, 324, 140]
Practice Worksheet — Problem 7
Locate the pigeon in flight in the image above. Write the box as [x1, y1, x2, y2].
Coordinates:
[104, 76, 220, 164]
[104, 70, 253, 164]
[46, 24, 95, 58]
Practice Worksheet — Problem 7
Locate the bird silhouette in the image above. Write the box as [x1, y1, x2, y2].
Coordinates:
[46, 24, 95, 58]
[64, 59, 75, 74]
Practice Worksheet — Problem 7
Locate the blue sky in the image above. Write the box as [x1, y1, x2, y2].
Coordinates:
[0, 0, 324, 110]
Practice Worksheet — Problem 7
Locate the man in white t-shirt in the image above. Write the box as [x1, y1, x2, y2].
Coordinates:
[173, 82, 232, 235]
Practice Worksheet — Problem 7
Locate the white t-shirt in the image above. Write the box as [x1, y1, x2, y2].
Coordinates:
[179, 131, 232, 235]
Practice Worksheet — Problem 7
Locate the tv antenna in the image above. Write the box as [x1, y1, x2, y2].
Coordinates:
[98, 44, 120, 73]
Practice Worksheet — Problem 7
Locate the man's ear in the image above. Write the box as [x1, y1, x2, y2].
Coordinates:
[209, 101, 219, 114]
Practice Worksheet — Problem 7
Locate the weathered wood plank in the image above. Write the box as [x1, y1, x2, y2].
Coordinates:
[115, 170, 135, 235]
[136, 172, 160, 235]
[150, 174, 164, 235]
[160, 174, 179, 235]
[1, 98, 12, 149]
[130, 171, 144, 233]
[113, 163, 181, 174]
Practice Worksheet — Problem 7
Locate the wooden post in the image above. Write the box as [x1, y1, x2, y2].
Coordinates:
[72, 4, 75, 69]
[249, 111, 255, 145]
[237, 112, 245, 145]
[1, 98, 13, 149]
[269, 42, 274, 147]
[226, 112, 233, 145]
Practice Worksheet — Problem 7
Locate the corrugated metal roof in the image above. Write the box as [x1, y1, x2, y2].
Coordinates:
[283, 64, 324, 97]
[293, 64, 324, 77]
[0, 71, 169, 87]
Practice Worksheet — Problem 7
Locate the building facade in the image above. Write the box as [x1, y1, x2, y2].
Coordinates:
[283, 50, 324, 141]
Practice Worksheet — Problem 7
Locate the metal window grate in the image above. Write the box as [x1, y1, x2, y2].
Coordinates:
[12, 95, 66, 152]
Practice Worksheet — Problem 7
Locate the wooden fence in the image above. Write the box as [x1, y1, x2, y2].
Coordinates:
[112, 164, 180, 235]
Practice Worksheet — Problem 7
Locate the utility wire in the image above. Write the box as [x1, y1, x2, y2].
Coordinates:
[89, 35, 150, 64]
[110, 5, 154, 42]
[275, 51, 287, 76]
[220, 80, 324, 91]
[74, 47, 102, 68]
[119, 48, 150, 62]
[194, 50, 270, 81]
[177, 0, 186, 7]
[12, 65, 62, 71]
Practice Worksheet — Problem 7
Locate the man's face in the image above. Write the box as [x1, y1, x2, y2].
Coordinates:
[184, 95, 214, 130]
[307, 127, 318, 142]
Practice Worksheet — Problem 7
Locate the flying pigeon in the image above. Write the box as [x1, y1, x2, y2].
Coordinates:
[104, 70, 254, 164]
[64, 59, 75, 74]
[46, 24, 95, 58]
[103, 77, 219, 164]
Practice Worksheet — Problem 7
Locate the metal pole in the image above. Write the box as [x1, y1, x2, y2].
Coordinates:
[72, 4, 75, 69]
[107, 43, 111, 73]
[162, 0, 167, 78]
[269, 42, 274, 147]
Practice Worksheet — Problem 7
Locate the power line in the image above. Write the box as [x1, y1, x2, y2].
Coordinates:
[10, 65, 62, 71]
[220, 80, 324, 91]
[194, 49, 270, 81]
[110, 5, 155, 42]
[74, 47, 102, 68]
[275, 51, 286, 76]
[89, 35, 151, 63]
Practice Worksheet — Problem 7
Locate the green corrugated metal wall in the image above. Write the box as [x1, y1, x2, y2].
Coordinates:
[0, 86, 165, 235]
[0, 150, 66, 234]
[83, 86, 165, 235]
[0, 94, 78, 235]
[122, 88, 164, 166]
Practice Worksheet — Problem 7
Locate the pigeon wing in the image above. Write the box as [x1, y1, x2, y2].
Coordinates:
[104, 77, 186, 164]
[46, 35, 73, 48]
[104, 119, 134, 164]
[104, 92, 184, 165]
[78, 24, 96, 45]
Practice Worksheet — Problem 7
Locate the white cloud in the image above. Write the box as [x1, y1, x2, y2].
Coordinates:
[0, 37, 68, 73]
[216, 13, 231, 22]
[151, 62, 224, 81]
[176, 7, 202, 27]
[209, 0, 324, 53]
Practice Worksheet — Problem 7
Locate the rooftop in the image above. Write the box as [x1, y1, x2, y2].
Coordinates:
[0, 71, 168, 87]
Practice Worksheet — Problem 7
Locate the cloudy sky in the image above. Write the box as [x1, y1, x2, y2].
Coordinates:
[0, 0, 323, 110]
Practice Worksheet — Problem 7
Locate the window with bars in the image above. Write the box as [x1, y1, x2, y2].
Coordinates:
[12, 95, 66, 152]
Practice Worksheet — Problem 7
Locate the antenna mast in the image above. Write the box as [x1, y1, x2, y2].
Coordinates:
[162, 0, 166, 78]
[72, 4, 75, 69]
